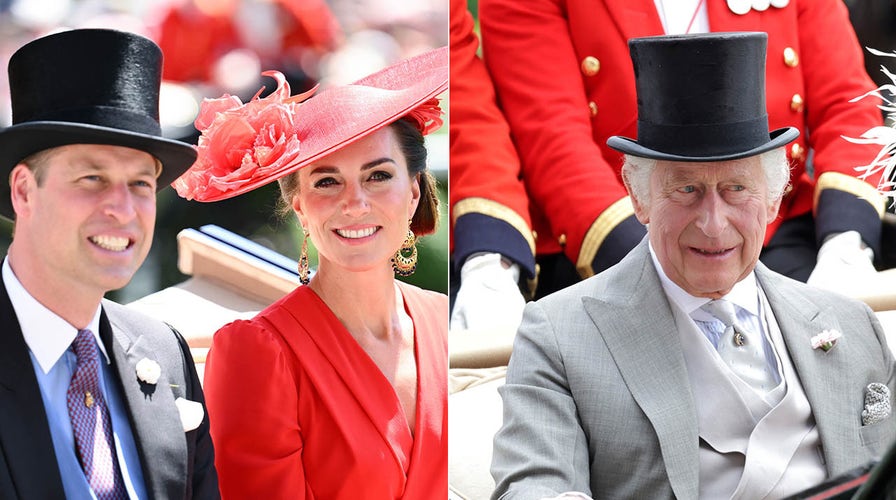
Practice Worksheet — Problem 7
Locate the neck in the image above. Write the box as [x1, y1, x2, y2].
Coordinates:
[7, 245, 102, 329]
[308, 261, 404, 341]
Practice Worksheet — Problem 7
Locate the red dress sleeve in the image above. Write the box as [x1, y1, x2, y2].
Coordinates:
[203, 319, 306, 499]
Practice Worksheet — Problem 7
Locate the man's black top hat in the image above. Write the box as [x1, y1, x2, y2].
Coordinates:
[607, 31, 799, 162]
[0, 28, 197, 220]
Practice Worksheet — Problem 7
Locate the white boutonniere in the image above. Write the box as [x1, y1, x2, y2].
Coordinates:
[135, 358, 162, 384]
[810, 329, 842, 352]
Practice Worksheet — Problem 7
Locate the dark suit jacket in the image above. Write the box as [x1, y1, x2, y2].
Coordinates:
[0, 280, 219, 499]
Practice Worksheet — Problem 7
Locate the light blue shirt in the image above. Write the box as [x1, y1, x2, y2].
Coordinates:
[3, 258, 147, 500]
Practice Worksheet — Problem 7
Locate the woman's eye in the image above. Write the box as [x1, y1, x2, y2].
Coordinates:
[369, 171, 393, 182]
[313, 177, 338, 188]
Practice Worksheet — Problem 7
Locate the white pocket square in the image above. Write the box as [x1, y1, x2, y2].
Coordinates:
[862, 383, 891, 426]
[174, 397, 205, 432]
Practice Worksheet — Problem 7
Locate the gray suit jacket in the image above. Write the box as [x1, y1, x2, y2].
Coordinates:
[491, 239, 896, 499]
[0, 281, 219, 499]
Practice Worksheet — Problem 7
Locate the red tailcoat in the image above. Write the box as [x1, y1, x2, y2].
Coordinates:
[449, 0, 537, 280]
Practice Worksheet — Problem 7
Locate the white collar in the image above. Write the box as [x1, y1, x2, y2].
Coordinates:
[3, 257, 106, 374]
[647, 241, 761, 319]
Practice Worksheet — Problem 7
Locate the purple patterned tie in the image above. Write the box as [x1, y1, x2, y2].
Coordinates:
[66, 328, 128, 499]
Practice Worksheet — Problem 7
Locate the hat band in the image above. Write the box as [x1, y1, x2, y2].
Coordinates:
[637, 115, 771, 157]
[21, 105, 162, 136]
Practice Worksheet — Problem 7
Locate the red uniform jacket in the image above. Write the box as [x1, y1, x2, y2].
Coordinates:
[449, 0, 537, 280]
[479, 0, 888, 277]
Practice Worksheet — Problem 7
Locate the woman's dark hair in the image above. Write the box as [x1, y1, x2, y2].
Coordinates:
[277, 117, 440, 235]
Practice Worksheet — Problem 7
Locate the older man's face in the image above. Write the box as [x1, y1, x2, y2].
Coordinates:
[632, 157, 781, 298]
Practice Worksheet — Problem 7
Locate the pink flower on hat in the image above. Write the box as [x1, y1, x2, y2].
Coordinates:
[174, 71, 316, 201]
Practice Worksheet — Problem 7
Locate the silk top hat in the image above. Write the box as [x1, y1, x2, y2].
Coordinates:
[607, 31, 799, 161]
[0, 28, 197, 219]
[174, 46, 449, 202]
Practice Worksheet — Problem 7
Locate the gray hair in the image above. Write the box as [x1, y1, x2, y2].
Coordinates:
[621, 148, 791, 208]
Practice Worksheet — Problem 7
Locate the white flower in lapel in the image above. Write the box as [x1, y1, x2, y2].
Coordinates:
[175, 397, 205, 432]
[135, 358, 162, 384]
[810, 329, 842, 353]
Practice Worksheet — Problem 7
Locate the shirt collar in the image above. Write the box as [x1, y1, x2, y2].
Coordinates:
[3, 257, 107, 374]
[647, 241, 760, 319]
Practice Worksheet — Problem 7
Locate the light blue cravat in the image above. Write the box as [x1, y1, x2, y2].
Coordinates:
[702, 299, 777, 394]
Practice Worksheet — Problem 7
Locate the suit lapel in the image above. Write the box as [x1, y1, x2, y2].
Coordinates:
[604, 0, 664, 41]
[756, 266, 858, 473]
[0, 279, 66, 498]
[100, 308, 188, 499]
[582, 241, 700, 499]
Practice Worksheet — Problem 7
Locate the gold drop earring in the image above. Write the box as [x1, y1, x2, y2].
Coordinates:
[298, 227, 310, 285]
[391, 220, 417, 277]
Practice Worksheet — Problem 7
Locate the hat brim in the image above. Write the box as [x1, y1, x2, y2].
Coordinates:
[606, 126, 799, 162]
[180, 46, 449, 203]
[0, 121, 196, 220]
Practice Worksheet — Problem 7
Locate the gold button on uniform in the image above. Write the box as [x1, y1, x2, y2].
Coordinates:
[581, 56, 600, 76]
[589, 101, 598, 117]
[790, 93, 804, 113]
[558, 234, 567, 246]
[790, 143, 805, 162]
[783, 47, 799, 68]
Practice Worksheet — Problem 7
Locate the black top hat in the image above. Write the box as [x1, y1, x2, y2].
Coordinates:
[607, 31, 798, 161]
[0, 29, 197, 219]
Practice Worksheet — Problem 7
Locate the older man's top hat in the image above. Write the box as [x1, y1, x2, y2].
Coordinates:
[607, 31, 798, 161]
[0, 28, 197, 219]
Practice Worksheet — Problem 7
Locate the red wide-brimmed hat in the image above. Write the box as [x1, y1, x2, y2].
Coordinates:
[174, 46, 448, 202]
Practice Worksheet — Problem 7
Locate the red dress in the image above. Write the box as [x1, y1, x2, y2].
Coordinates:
[204, 282, 448, 499]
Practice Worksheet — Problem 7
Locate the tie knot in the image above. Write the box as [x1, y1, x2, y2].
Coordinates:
[701, 299, 738, 327]
[71, 329, 98, 363]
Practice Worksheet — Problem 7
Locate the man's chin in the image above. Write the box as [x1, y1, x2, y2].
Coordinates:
[93, 270, 140, 295]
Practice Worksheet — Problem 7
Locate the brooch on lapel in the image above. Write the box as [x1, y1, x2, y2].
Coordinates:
[810, 329, 842, 353]
[136, 358, 161, 385]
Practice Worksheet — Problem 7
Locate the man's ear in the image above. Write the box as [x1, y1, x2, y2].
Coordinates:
[623, 176, 650, 224]
[766, 196, 782, 225]
[9, 164, 36, 219]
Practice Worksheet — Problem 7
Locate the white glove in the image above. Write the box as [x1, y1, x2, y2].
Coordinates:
[450, 252, 526, 332]
[807, 231, 877, 295]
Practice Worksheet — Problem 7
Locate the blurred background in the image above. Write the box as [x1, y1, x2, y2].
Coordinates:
[0, 0, 450, 302]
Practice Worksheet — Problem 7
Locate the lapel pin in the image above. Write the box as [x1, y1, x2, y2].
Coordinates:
[810, 329, 842, 352]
